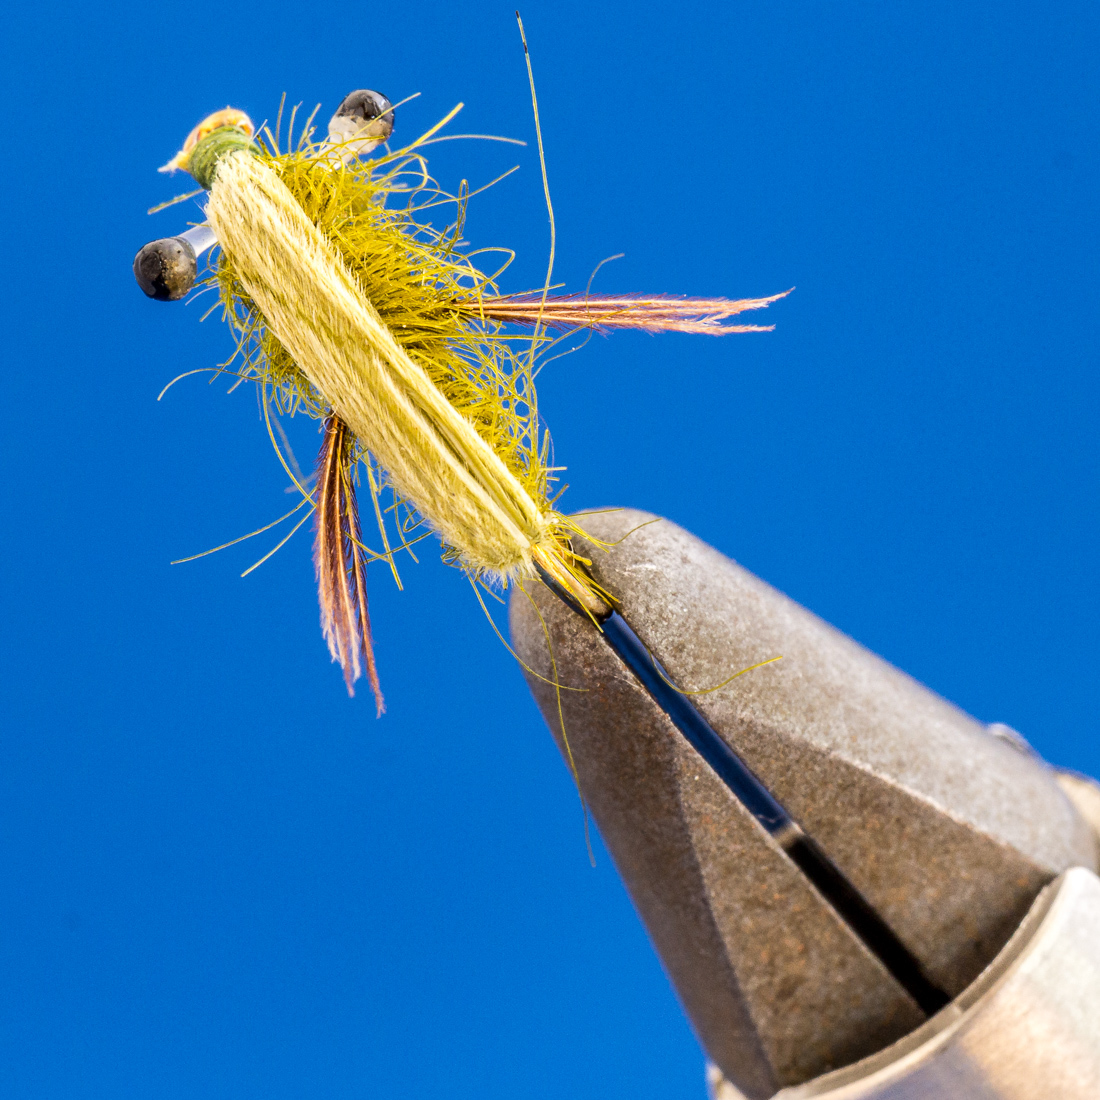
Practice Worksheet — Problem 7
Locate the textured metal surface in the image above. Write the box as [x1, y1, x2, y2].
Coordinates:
[760, 867, 1100, 1098]
[511, 576, 924, 1097]
[509, 508, 1096, 1094]
[1056, 771, 1100, 841]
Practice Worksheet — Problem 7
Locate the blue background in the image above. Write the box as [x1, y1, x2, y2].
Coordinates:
[1, 2, 1099, 1096]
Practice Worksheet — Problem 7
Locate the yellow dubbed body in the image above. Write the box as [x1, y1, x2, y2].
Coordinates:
[154, 98, 779, 705]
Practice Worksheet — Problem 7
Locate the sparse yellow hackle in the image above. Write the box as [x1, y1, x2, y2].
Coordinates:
[205, 115, 609, 619]
[165, 99, 780, 703]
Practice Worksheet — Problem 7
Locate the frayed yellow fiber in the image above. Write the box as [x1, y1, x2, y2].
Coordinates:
[157, 94, 781, 702]
[206, 115, 615, 633]
[208, 148, 559, 583]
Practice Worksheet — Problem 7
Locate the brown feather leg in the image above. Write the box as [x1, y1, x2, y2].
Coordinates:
[314, 417, 384, 714]
[469, 290, 790, 335]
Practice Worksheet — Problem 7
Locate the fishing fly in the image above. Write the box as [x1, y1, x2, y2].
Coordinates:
[135, 64, 784, 715]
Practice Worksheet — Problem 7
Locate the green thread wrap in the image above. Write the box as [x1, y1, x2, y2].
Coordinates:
[188, 127, 256, 190]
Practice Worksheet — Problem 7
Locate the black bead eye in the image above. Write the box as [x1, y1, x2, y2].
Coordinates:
[133, 237, 198, 301]
[328, 89, 395, 150]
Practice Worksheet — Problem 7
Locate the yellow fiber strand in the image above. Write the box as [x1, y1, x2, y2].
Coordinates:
[207, 149, 573, 587]
[154, 96, 783, 693]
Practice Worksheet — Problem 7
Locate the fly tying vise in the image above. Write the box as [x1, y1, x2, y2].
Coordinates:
[134, 85, 785, 714]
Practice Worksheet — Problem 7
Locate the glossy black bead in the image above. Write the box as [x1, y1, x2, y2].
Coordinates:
[331, 88, 394, 142]
[133, 237, 197, 301]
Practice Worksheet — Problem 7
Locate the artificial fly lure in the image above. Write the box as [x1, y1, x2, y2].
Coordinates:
[134, 79, 784, 715]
